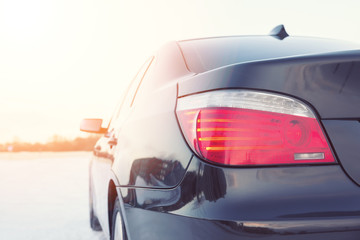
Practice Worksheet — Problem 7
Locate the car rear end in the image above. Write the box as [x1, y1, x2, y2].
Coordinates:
[118, 35, 360, 240]
[167, 36, 360, 239]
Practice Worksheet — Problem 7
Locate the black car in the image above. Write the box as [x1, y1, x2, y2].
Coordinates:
[80, 25, 360, 240]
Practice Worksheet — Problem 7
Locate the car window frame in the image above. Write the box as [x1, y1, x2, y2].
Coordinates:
[107, 56, 154, 132]
[130, 56, 155, 107]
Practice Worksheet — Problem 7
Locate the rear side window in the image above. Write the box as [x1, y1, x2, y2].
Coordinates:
[128, 57, 154, 108]
[111, 57, 154, 125]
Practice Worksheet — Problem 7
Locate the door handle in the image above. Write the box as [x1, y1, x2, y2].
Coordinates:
[93, 145, 101, 156]
[108, 138, 118, 147]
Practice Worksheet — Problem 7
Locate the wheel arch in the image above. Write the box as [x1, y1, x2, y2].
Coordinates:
[107, 179, 117, 235]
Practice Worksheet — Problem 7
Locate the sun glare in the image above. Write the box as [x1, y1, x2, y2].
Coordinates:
[1, 0, 53, 41]
[0, 0, 360, 145]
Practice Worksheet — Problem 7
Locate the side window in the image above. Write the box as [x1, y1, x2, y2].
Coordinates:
[130, 57, 159, 108]
[129, 57, 154, 107]
[108, 57, 154, 130]
[122, 57, 154, 110]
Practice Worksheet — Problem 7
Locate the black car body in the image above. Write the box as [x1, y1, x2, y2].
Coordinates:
[81, 26, 360, 239]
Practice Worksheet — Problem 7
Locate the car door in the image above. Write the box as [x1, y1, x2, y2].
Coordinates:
[92, 57, 155, 227]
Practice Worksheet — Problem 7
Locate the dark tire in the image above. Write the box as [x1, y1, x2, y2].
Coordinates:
[89, 178, 102, 231]
[110, 197, 127, 240]
[90, 205, 102, 231]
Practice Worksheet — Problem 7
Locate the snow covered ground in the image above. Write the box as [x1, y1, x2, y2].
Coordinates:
[0, 152, 107, 240]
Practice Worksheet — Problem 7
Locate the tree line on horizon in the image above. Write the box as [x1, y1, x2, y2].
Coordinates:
[0, 135, 100, 152]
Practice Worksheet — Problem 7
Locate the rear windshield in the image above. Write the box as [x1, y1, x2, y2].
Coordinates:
[179, 36, 360, 73]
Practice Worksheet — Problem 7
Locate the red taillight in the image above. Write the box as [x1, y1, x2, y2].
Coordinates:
[176, 90, 335, 166]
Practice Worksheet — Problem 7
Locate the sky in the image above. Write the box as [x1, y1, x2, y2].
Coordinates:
[0, 0, 360, 143]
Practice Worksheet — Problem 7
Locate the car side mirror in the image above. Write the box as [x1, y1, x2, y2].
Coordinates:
[80, 119, 107, 134]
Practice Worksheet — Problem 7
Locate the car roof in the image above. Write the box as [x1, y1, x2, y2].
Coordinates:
[178, 35, 360, 73]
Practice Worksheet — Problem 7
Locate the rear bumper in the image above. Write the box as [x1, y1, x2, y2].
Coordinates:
[119, 156, 360, 239]
[124, 208, 360, 240]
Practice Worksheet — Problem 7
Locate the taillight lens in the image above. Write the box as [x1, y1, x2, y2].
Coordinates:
[176, 90, 335, 166]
